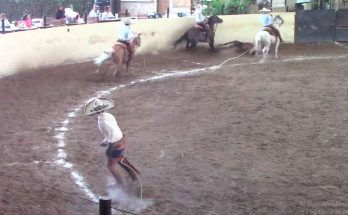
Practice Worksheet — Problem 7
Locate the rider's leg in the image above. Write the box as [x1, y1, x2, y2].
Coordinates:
[125, 42, 133, 67]
[118, 156, 139, 181]
[107, 157, 124, 184]
[269, 26, 283, 43]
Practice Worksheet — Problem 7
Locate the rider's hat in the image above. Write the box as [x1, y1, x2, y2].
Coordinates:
[195, 3, 202, 9]
[123, 17, 132, 25]
[84, 97, 114, 116]
[259, 7, 271, 13]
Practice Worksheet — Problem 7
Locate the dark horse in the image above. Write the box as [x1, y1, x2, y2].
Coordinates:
[173, 15, 223, 51]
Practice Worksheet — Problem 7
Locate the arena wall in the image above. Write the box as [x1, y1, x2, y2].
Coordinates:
[0, 12, 294, 77]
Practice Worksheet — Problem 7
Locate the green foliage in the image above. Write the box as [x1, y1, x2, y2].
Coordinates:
[202, 0, 251, 15]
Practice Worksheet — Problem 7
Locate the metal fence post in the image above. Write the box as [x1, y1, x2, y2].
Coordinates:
[43, 14, 47, 28]
[84, 11, 87, 24]
[1, 19, 5, 33]
[99, 196, 111, 215]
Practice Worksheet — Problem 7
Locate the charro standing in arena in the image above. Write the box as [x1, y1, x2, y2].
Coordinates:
[84, 97, 140, 186]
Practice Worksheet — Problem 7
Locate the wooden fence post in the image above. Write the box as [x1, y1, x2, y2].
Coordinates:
[167, 7, 170, 18]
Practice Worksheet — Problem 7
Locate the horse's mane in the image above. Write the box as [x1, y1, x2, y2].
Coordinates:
[131, 35, 141, 47]
[274, 15, 284, 24]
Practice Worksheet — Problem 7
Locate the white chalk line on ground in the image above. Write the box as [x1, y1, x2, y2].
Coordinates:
[52, 53, 348, 212]
[335, 42, 348, 49]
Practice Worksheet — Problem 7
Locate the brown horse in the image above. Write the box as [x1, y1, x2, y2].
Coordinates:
[94, 33, 142, 76]
[173, 15, 223, 51]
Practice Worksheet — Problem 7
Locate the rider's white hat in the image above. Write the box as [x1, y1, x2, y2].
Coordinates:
[123, 17, 132, 25]
[195, 3, 202, 9]
[259, 7, 271, 13]
[84, 97, 114, 116]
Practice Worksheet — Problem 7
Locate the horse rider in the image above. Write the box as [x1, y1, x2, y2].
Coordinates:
[84, 97, 140, 186]
[193, 3, 210, 40]
[117, 17, 137, 66]
[259, 7, 283, 42]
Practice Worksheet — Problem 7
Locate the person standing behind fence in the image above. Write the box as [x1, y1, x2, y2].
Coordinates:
[65, 6, 80, 24]
[101, 6, 115, 20]
[88, 4, 100, 18]
[22, 13, 32, 28]
[84, 98, 140, 186]
[55, 5, 66, 19]
[0, 13, 11, 29]
[259, 7, 283, 42]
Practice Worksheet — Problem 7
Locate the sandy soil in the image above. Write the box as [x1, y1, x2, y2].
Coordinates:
[0, 43, 348, 215]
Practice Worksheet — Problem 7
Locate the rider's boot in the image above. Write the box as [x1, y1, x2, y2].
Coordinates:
[126, 45, 134, 66]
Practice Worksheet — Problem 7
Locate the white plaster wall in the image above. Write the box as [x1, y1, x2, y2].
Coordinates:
[0, 12, 294, 78]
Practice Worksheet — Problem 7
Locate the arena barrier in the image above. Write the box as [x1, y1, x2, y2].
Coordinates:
[0, 12, 294, 77]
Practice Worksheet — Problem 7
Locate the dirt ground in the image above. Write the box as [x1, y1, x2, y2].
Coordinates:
[1, 43, 348, 215]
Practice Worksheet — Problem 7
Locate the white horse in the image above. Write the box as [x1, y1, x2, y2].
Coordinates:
[250, 15, 284, 59]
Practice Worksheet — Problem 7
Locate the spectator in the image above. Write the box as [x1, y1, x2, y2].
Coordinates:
[65, 7, 80, 23]
[22, 13, 32, 28]
[0, 13, 11, 28]
[88, 4, 100, 18]
[55, 5, 66, 19]
[101, 6, 115, 20]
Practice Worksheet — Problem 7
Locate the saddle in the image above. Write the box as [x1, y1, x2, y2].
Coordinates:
[194, 24, 204, 31]
[262, 26, 283, 42]
[262, 27, 276, 36]
[115, 41, 134, 64]
[115, 41, 128, 50]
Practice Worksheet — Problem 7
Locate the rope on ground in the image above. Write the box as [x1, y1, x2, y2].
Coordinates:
[0, 168, 137, 215]
[121, 151, 143, 200]
[212, 49, 251, 71]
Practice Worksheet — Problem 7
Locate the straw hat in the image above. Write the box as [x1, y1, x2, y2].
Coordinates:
[259, 7, 271, 13]
[84, 97, 114, 116]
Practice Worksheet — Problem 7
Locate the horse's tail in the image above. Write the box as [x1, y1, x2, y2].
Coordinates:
[94, 48, 114, 66]
[173, 33, 187, 48]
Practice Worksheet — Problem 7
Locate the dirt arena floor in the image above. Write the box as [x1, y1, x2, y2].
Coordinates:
[1, 43, 348, 215]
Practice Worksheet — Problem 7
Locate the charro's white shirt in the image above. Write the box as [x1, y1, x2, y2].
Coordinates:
[194, 8, 205, 23]
[97, 112, 123, 143]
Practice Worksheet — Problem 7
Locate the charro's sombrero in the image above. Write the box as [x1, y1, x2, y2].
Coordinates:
[84, 97, 114, 116]
[123, 17, 132, 25]
[259, 7, 271, 13]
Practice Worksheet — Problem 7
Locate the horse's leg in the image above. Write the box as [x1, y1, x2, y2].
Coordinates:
[190, 40, 197, 49]
[185, 40, 190, 49]
[112, 65, 118, 77]
[274, 37, 280, 59]
[209, 38, 215, 51]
